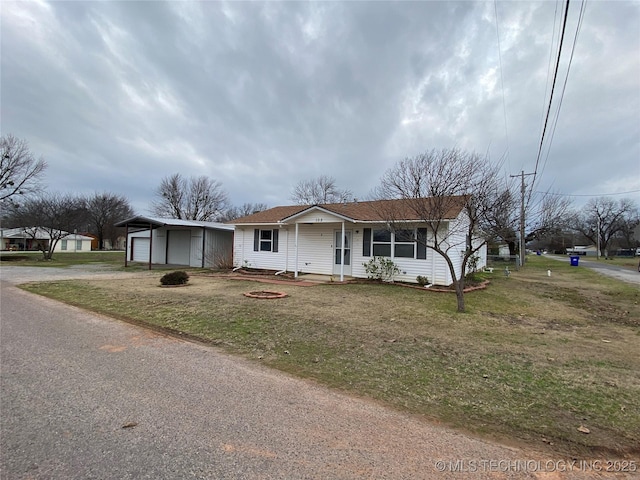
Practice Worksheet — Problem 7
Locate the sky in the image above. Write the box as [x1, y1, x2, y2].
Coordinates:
[2, 0, 639, 215]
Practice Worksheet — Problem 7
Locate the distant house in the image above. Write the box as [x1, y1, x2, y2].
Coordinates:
[115, 216, 234, 269]
[0, 227, 93, 252]
[229, 197, 487, 286]
[566, 245, 598, 257]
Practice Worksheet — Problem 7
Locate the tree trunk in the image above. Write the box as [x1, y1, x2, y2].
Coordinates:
[454, 278, 465, 312]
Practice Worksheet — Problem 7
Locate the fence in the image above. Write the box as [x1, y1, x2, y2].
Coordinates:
[486, 254, 521, 271]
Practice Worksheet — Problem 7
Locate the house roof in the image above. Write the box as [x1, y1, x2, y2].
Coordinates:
[115, 215, 234, 231]
[0, 227, 94, 240]
[229, 196, 468, 225]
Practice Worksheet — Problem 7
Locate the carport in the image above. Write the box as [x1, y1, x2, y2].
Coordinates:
[115, 216, 234, 270]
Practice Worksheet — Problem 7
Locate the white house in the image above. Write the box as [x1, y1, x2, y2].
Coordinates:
[229, 197, 487, 286]
[115, 216, 234, 269]
[0, 227, 93, 252]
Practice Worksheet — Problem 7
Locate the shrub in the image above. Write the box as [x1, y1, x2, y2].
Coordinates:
[160, 270, 190, 286]
[416, 275, 429, 286]
[363, 257, 400, 282]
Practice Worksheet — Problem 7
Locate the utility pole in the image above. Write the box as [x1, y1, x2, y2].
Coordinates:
[510, 171, 535, 269]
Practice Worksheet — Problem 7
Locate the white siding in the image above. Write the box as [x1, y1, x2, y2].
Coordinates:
[293, 211, 344, 224]
[353, 223, 452, 285]
[152, 230, 167, 264]
[233, 214, 485, 286]
[202, 228, 233, 268]
[168, 230, 192, 265]
[292, 224, 335, 275]
[233, 227, 288, 271]
[52, 238, 92, 253]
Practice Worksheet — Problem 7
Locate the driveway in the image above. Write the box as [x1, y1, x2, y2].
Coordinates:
[546, 255, 640, 285]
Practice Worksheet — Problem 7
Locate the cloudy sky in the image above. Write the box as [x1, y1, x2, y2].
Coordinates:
[2, 0, 639, 214]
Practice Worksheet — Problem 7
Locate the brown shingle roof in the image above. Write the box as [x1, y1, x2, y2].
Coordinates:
[229, 196, 467, 224]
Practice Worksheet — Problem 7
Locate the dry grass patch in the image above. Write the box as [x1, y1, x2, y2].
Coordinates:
[20, 256, 640, 458]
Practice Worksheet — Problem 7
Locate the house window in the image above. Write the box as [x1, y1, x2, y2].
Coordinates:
[253, 229, 279, 253]
[260, 230, 272, 251]
[61, 240, 67, 251]
[372, 229, 391, 257]
[394, 229, 415, 258]
[76, 240, 83, 251]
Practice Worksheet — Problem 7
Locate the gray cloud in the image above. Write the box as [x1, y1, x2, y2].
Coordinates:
[2, 0, 638, 214]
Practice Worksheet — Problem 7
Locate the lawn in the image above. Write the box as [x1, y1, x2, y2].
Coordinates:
[18, 255, 640, 459]
[0, 250, 126, 268]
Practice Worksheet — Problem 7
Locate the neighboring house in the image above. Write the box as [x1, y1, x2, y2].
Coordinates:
[229, 197, 487, 286]
[115, 216, 234, 269]
[566, 245, 598, 257]
[82, 233, 126, 251]
[0, 228, 93, 252]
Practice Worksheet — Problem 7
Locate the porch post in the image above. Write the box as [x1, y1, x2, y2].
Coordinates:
[340, 221, 345, 282]
[294, 223, 299, 278]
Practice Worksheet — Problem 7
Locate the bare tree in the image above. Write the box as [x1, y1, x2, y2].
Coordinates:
[0, 134, 47, 205]
[86, 192, 135, 249]
[290, 175, 352, 205]
[9, 193, 87, 259]
[373, 148, 507, 312]
[572, 197, 638, 256]
[219, 202, 268, 222]
[483, 185, 572, 256]
[525, 192, 573, 244]
[151, 173, 229, 221]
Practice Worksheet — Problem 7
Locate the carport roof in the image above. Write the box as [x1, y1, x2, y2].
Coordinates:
[115, 215, 234, 231]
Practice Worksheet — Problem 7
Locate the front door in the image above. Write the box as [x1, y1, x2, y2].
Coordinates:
[333, 230, 352, 276]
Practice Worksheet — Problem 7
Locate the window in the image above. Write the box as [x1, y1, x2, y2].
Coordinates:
[372, 229, 391, 256]
[260, 230, 272, 251]
[76, 240, 83, 251]
[61, 240, 67, 251]
[253, 229, 279, 253]
[394, 229, 415, 258]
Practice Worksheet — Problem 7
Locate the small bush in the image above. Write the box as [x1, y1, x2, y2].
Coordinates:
[363, 257, 400, 282]
[160, 270, 189, 286]
[416, 275, 429, 286]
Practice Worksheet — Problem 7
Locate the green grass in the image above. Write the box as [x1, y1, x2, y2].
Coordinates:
[17, 255, 640, 458]
[0, 251, 125, 267]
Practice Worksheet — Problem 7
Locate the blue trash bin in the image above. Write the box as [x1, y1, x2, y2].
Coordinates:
[570, 255, 579, 266]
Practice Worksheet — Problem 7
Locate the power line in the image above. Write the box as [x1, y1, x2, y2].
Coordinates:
[494, 0, 510, 173]
[533, 0, 571, 177]
[538, 0, 587, 182]
[534, 189, 640, 197]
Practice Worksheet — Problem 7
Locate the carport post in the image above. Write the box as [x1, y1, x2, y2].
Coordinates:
[148, 222, 153, 270]
[124, 223, 129, 267]
[201, 227, 206, 268]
